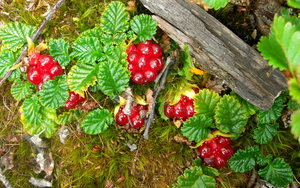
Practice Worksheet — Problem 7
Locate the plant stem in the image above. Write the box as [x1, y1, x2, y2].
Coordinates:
[143, 52, 177, 139]
[0, 168, 13, 188]
[0, 0, 67, 87]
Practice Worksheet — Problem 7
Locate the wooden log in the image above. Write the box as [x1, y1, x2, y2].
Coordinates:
[140, 0, 287, 110]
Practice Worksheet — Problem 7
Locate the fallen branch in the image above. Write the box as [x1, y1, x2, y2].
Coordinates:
[0, 168, 13, 188]
[0, 0, 67, 87]
[143, 53, 177, 139]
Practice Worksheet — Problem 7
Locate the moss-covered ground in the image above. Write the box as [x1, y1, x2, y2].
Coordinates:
[0, 0, 300, 187]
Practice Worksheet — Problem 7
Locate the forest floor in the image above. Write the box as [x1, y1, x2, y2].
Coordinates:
[0, 0, 299, 187]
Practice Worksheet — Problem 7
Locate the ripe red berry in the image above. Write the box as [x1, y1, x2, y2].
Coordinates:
[27, 53, 63, 90]
[164, 94, 196, 121]
[126, 40, 164, 84]
[115, 104, 148, 129]
[64, 91, 86, 109]
[197, 136, 234, 168]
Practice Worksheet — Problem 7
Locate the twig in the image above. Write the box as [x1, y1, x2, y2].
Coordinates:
[143, 54, 177, 139]
[0, 168, 13, 188]
[0, 0, 66, 87]
[247, 169, 257, 188]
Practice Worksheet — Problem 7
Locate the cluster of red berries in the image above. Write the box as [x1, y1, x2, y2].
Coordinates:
[64, 91, 86, 109]
[115, 104, 148, 128]
[27, 53, 63, 90]
[197, 136, 234, 168]
[126, 40, 164, 84]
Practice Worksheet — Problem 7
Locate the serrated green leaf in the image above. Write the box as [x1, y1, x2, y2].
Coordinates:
[80, 27, 103, 40]
[100, 1, 129, 34]
[288, 0, 300, 8]
[195, 89, 221, 117]
[97, 61, 130, 98]
[229, 146, 260, 173]
[71, 37, 105, 63]
[181, 114, 213, 142]
[67, 63, 98, 97]
[288, 99, 300, 110]
[178, 45, 195, 81]
[57, 110, 82, 125]
[199, 0, 230, 10]
[130, 14, 157, 41]
[81, 108, 113, 134]
[107, 45, 127, 65]
[11, 80, 33, 101]
[256, 154, 273, 166]
[0, 22, 35, 51]
[159, 99, 169, 121]
[21, 95, 42, 126]
[257, 95, 285, 124]
[39, 77, 69, 109]
[258, 14, 300, 71]
[289, 78, 300, 104]
[20, 95, 57, 138]
[202, 166, 219, 177]
[49, 39, 71, 66]
[102, 33, 127, 45]
[215, 95, 248, 135]
[173, 167, 216, 188]
[0, 51, 20, 79]
[232, 93, 258, 117]
[258, 158, 293, 187]
[291, 110, 300, 142]
[253, 123, 279, 144]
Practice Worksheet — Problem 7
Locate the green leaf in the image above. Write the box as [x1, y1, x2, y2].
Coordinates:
[79, 27, 103, 40]
[173, 167, 216, 188]
[11, 80, 33, 101]
[200, 0, 230, 10]
[178, 45, 195, 81]
[130, 14, 157, 41]
[39, 76, 69, 109]
[229, 146, 260, 173]
[97, 61, 130, 98]
[49, 39, 71, 66]
[257, 94, 285, 124]
[57, 109, 82, 125]
[0, 22, 35, 51]
[102, 33, 127, 45]
[0, 51, 19, 79]
[258, 158, 293, 187]
[202, 166, 219, 177]
[100, 1, 129, 34]
[67, 63, 98, 97]
[256, 154, 273, 166]
[181, 114, 213, 142]
[258, 14, 300, 71]
[81, 108, 113, 134]
[195, 89, 221, 117]
[291, 110, 300, 142]
[71, 37, 105, 63]
[289, 78, 300, 104]
[288, 0, 300, 9]
[215, 95, 248, 135]
[20, 95, 57, 138]
[232, 94, 258, 117]
[253, 123, 279, 144]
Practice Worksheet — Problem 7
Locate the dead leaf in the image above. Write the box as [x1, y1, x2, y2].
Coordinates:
[105, 180, 115, 188]
[173, 119, 183, 128]
[58, 126, 70, 144]
[116, 176, 125, 184]
[0, 150, 14, 171]
[205, 77, 228, 94]
[146, 89, 154, 115]
[173, 135, 192, 146]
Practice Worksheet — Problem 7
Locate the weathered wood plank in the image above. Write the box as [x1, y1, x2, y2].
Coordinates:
[140, 0, 287, 110]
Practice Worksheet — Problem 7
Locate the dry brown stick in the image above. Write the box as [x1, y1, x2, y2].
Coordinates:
[0, 168, 13, 188]
[247, 169, 257, 188]
[0, 0, 67, 87]
[143, 55, 176, 139]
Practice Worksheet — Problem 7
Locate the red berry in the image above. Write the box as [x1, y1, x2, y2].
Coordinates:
[116, 111, 129, 126]
[27, 53, 64, 89]
[217, 136, 231, 146]
[198, 136, 234, 168]
[126, 40, 164, 84]
[115, 104, 147, 129]
[215, 156, 227, 168]
[69, 91, 79, 102]
[65, 91, 86, 109]
[27, 67, 42, 85]
[131, 72, 145, 84]
[164, 105, 174, 118]
[198, 145, 213, 158]
[65, 100, 78, 110]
